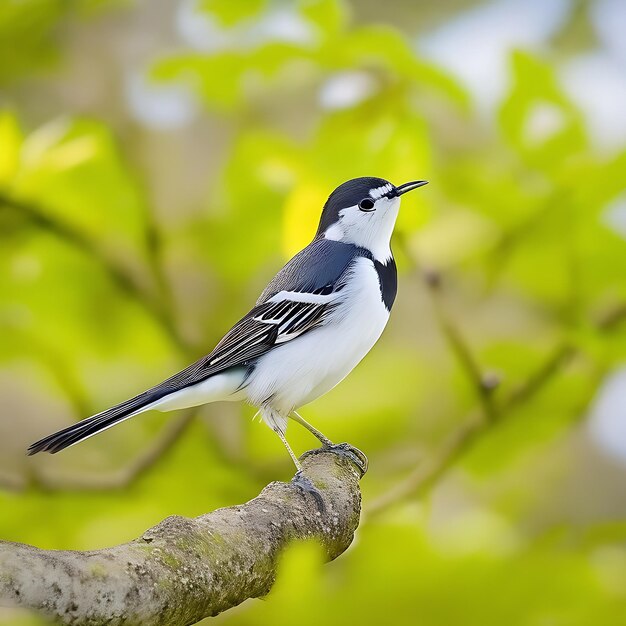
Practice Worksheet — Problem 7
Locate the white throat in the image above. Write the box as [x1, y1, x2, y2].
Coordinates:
[323, 196, 400, 262]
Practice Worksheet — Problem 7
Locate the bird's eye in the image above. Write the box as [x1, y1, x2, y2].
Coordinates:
[358, 198, 375, 212]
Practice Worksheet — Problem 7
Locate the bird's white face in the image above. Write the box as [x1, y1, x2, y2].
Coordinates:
[322, 183, 401, 262]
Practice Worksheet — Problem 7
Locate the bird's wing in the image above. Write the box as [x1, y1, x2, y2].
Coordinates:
[158, 289, 341, 392]
[257, 237, 367, 304]
[206, 292, 336, 367]
[188, 237, 369, 382]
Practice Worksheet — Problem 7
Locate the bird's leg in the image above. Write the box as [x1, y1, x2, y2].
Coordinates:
[271, 422, 325, 512]
[292, 411, 368, 476]
[290, 411, 334, 447]
[273, 426, 302, 473]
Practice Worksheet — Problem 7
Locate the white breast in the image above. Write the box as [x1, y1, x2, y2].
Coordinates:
[244, 256, 390, 417]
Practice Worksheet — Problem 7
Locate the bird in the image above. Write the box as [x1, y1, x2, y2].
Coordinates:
[27, 176, 428, 477]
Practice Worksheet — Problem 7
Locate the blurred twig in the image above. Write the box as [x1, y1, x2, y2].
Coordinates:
[26, 410, 196, 492]
[0, 192, 190, 353]
[23, 331, 93, 417]
[398, 232, 500, 422]
[142, 187, 180, 340]
[597, 302, 626, 330]
[0, 470, 25, 492]
[367, 303, 626, 515]
[422, 267, 500, 423]
[486, 190, 571, 290]
[368, 234, 626, 515]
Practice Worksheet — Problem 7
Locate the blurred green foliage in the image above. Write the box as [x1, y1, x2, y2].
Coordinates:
[0, 0, 110, 86]
[1, 0, 626, 624]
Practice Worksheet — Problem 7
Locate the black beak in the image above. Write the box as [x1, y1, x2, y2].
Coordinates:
[393, 180, 429, 196]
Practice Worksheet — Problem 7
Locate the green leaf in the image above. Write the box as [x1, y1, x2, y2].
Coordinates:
[196, 0, 267, 26]
[499, 51, 587, 171]
[9, 118, 150, 264]
[0, 110, 22, 187]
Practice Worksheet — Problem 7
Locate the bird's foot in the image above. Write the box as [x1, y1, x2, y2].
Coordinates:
[302, 442, 368, 477]
[292, 470, 325, 513]
[327, 442, 368, 477]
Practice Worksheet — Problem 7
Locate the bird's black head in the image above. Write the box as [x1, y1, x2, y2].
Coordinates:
[316, 177, 388, 235]
[315, 177, 428, 257]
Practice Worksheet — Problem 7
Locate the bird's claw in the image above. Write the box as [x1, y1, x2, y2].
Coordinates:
[292, 469, 325, 513]
[325, 442, 368, 476]
[302, 442, 368, 477]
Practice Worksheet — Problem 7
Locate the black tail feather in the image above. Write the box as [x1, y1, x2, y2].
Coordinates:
[27, 389, 162, 455]
[27, 413, 125, 455]
[27, 349, 225, 455]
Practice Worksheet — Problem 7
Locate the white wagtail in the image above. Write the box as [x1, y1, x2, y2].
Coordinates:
[28, 177, 428, 474]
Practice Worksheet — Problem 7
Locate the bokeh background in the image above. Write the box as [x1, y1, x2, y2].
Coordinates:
[1, 0, 626, 624]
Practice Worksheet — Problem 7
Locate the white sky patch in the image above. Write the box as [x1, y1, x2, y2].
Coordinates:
[177, 0, 317, 53]
[126, 70, 197, 130]
[560, 52, 626, 151]
[252, 6, 317, 46]
[318, 71, 377, 111]
[588, 368, 626, 466]
[417, 0, 571, 111]
[523, 102, 566, 144]
[592, 0, 626, 64]
[602, 194, 626, 241]
[177, 0, 235, 53]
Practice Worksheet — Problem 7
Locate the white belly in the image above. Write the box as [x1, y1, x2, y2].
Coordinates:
[244, 257, 390, 416]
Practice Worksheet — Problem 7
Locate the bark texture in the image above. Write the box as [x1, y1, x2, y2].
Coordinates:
[0, 448, 364, 625]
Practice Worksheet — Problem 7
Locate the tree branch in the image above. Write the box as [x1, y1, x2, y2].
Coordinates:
[0, 448, 364, 625]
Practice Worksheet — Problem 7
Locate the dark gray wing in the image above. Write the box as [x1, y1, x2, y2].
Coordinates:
[257, 238, 366, 304]
[139, 298, 336, 395]
[202, 297, 335, 369]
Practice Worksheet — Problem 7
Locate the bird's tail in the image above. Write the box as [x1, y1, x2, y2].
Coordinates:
[27, 367, 247, 455]
[27, 389, 162, 455]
